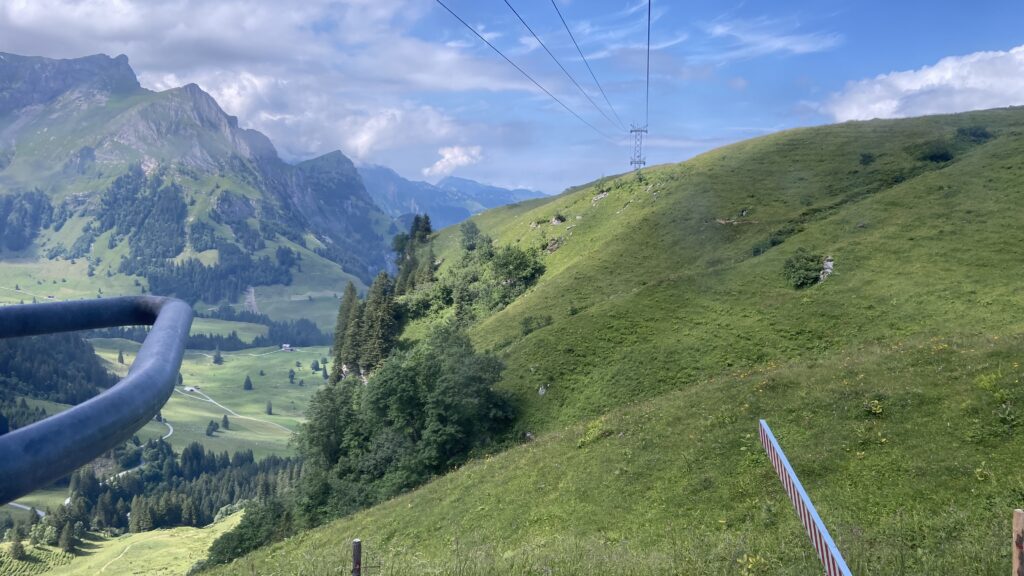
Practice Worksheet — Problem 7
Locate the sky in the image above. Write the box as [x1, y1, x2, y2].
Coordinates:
[1, 0, 1024, 193]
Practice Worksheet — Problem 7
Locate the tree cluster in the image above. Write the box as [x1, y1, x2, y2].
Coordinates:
[298, 324, 511, 527]
[393, 214, 436, 295]
[331, 273, 400, 377]
[24, 439, 300, 553]
[398, 219, 546, 323]
[0, 189, 52, 251]
[0, 391, 47, 435]
[0, 333, 116, 405]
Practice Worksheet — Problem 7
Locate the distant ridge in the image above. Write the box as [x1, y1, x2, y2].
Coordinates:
[359, 164, 545, 229]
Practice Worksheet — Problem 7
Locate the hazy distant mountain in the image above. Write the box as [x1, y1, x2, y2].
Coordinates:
[359, 164, 546, 230]
[0, 52, 392, 303]
[436, 176, 546, 208]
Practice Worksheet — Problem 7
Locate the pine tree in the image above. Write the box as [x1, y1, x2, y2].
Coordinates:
[266, 400, 273, 415]
[117, 350, 125, 364]
[212, 347, 223, 365]
[10, 538, 25, 560]
[358, 272, 398, 372]
[222, 414, 229, 430]
[288, 369, 296, 385]
[243, 375, 253, 391]
[421, 245, 437, 284]
[58, 522, 75, 552]
[332, 282, 358, 359]
[338, 299, 364, 376]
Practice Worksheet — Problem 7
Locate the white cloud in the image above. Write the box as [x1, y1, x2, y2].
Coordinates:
[701, 17, 842, 62]
[824, 45, 1024, 121]
[0, 0, 535, 166]
[422, 145, 482, 178]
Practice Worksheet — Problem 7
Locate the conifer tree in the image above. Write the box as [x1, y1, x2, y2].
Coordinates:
[117, 350, 125, 364]
[416, 245, 436, 285]
[243, 375, 253, 391]
[266, 400, 272, 415]
[212, 347, 223, 365]
[10, 538, 25, 560]
[338, 299, 364, 375]
[332, 282, 358, 357]
[58, 522, 75, 552]
[222, 414, 229, 430]
[358, 272, 397, 372]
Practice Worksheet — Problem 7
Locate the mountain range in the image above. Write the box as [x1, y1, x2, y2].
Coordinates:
[0, 51, 536, 310]
[359, 165, 546, 230]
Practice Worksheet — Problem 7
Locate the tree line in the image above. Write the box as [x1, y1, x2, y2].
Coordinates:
[9, 439, 300, 556]
[0, 332, 116, 406]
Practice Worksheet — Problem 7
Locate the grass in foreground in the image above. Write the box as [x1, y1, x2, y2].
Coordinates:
[210, 108, 1024, 575]
[210, 332, 1024, 574]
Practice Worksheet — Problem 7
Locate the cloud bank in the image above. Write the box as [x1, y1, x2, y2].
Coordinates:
[824, 45, 1024, 121]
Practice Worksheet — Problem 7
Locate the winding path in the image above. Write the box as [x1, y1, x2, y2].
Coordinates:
[185, 348, 287, 359]
[5, 502, 45, 517]
[100, 534, 168, 573]
[173, 388, 292, 434]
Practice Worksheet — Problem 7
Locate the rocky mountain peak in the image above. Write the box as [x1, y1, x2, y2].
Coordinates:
[0, 52, 141, 115]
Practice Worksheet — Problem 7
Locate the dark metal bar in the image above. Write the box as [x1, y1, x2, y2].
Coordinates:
[352, 538, 362, 576]
[0, 296, 193, 504]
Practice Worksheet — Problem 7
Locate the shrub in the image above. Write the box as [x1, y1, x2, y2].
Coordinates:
[956, 126, 993, 144]
[521, 314, 553, 335]
[782, 248, 822, 289]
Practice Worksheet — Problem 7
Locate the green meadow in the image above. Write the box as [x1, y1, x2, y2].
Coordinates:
[91, 339, 328, 458]
[209, 108, 1024, 574]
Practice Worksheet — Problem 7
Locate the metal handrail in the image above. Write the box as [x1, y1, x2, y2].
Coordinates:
[0, 296, 193, 504]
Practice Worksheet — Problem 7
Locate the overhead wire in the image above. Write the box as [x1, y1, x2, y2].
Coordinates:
[434, 0, 618, 142]
[502, 0, 623, 133]
[645, 0, 651, 128]
[549, 0, 626, 132]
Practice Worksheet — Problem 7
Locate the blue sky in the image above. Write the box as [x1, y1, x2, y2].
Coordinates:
[2, 0, 1024, 193]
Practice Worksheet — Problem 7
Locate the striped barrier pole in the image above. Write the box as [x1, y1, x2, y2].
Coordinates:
[759, 419, 852, 576]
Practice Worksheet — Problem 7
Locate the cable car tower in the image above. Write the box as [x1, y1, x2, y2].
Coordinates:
[630, 124, 647, 170]
[631, 0, 652, 171]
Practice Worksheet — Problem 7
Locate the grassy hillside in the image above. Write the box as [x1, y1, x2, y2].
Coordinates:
[209, 107, 1024, 574]
[0, 512, 244, 576]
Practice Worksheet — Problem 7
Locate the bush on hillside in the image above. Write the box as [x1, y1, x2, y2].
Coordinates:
[782, 248, 822, 289]
[197, 498, 294, 570]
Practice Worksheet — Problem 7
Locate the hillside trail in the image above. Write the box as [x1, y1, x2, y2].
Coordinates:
[173, 388, 292, 434]
[100, 533, 170, 573]
[186, 348, 285, 359]
[5, 501, 46, 517]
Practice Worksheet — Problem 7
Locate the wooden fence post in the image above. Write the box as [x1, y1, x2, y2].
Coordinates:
[353, 538, 362, 576]
[1014, 510, 1023, 576]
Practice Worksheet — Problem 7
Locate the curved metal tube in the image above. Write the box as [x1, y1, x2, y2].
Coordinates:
[0, 296, 193, 504]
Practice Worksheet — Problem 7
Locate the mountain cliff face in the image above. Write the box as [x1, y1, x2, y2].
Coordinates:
[359, 164, 546, 230]
[0, 52, 390, 301]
